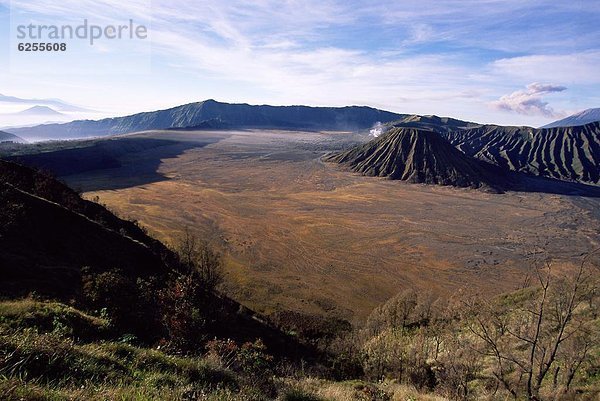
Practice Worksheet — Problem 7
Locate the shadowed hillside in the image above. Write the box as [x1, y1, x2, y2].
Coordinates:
[0, 160, 173, 299]
[5, 136, 217, 190]
[0, 159, 310, 356]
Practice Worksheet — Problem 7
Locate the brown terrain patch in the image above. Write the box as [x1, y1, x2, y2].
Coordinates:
[64, 130, 600, 321]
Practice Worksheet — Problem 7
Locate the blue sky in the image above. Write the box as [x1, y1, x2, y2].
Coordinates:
[0, 0, 599, 127]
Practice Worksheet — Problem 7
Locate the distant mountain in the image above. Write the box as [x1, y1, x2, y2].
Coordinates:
[542, 108, 600, 128]
[325, 127, 507, 191]
[7, 99, 407, 141]
[7, 100, 599, 187]
[14, 105, 63, 116]
[379, 116, 600, 186]
[0, 93, 93, 112]
[0, 131, 26, 143]
[385, 114, 481, 133]
[437, 122, 600, 186]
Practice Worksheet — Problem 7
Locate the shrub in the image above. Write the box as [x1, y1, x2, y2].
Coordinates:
[82, 269, 163, 341]
[160, 271, 213, 351]
[206, 339, 274, 375]
[270, 310, 352, 348]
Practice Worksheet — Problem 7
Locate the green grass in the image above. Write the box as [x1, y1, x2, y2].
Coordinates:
[0, 299, 245, 400]
[0, 300, 432, 400]
[496, 286, 539, 308]
[0, 330, 240, 400]
[0, 299, 111, 341]
[280, 388, 325, 401]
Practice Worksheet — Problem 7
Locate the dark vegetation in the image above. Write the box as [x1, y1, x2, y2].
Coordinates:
[352, 253, 600, 400]
[1, 159, 599, 400]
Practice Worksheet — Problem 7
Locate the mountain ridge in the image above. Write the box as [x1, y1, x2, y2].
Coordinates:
[382, 117, 600, 186]
[15, 105, 64, 116]
[0, 130, 26, 143]
[5, 100, 599, 187]
[438, 121, 600, 185]
[541, 108, 600, 128]
[7, 99, 407, 141]
[325, 127, 507, 191]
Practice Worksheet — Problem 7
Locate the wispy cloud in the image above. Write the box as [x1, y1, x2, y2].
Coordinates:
[490, 52, 600, 84]
[491, 83, 567, 118]
[0, 0, 598, 126]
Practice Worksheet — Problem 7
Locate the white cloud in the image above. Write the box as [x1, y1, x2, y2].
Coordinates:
[490, 52, 600, 84]
[491, 83, 567, 118]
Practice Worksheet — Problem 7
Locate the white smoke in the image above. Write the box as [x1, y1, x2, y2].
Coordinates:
[369, 122, 383, 137]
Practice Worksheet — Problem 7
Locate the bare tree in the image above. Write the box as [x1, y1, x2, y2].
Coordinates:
[466, 250, 599, 400]
[176, 227, 223, 291]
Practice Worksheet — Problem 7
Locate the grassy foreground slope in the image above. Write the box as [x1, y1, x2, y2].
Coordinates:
[1, 266, 599, 400]
[0, 298, 448, 401]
